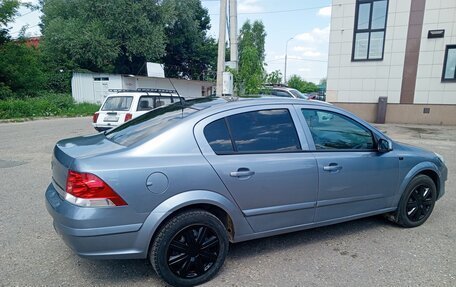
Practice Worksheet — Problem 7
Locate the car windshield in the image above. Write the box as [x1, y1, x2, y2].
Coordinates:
[289, 89, 308, 99]
[101, 96, 133, 111]
[105, 97, 220, 146]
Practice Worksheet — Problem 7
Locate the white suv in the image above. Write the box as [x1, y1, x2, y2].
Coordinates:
[92, 89, 181, 132]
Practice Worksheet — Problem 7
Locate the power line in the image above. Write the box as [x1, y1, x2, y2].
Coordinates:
[10, 24, 40, 35]
[266, 57, 328, 63]
[16, 9, 40, 19]
[210, 5, 331, 16]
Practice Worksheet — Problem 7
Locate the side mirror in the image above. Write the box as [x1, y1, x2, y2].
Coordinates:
[378, 139, 393, 153]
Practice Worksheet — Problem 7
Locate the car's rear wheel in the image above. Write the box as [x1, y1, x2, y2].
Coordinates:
[150, 210, 229, 287]
[396, 175, 437, 228]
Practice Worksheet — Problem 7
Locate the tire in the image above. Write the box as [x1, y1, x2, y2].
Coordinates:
[150, 210, 229, 287]
[396, 175, 437, 228]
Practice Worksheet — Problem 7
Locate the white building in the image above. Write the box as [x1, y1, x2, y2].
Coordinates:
[71, 72, 215, 104]
[327, 0, 456, 125]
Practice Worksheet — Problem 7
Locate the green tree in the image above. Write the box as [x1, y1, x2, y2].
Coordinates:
[0, 42, 46, 97]
[40, 0, 174, 74]
[266, 70, 282, 84]
[287, 75, 319, 93]
[0, 0, 20, 43]
[162, 0, 217, 80]
[234, 20, 267, 95]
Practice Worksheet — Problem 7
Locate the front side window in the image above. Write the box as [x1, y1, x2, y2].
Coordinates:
[203, 109, 301, 154]
[442, 45, 456, 82]
[353, 0, 388, 61]
[302, 109, 374, 150]
[102, 96, 133, 111]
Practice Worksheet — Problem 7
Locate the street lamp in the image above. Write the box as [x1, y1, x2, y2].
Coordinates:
[284, 37, 294, 85]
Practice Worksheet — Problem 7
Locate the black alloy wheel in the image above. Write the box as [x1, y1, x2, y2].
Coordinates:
[167, 225, 220, 279]
[405, 185, 434, 222]
[150, 210, 228, 287]
[396, 174, 437, 228]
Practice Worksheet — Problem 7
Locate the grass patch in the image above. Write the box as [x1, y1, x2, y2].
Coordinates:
[0, 93, 100, 119]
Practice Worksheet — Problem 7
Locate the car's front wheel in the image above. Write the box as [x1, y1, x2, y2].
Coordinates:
[396, 174, 437, 228]
[150, 210, 229, 287]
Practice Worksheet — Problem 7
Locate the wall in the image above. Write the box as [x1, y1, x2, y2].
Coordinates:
[72, 72, 215, 104]
[134, 77, 214, 99]
[335, 103, 456, 125]
[71, 73, 122, 104]
[327, 0, 411, 104]
[327, 0, 456, 124]
[414, 0, 456, 104]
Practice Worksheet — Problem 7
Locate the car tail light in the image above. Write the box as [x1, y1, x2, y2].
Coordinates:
[65, 170, 127, 207]
[93, 112, 99, 123]
[124, 113, 133, 122]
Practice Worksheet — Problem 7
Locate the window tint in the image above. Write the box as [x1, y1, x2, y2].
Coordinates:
[302, 109, 374, 150]
[442, 45, 456, 81]
[353, 0, 388, 61]
[102, 96, 133, 111]
[204, 119, 234, 154]
[227, 109, 301, 153]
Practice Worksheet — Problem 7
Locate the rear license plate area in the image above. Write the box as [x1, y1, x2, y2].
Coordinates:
[104, 116, 119, 122]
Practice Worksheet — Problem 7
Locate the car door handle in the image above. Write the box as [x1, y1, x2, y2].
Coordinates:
[230, 168, 255, 177]
[323, 163, 342, 172]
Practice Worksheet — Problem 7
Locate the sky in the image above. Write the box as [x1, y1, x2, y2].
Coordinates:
[9, 0, 332, 83]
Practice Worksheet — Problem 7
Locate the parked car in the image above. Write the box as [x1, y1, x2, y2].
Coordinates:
[92, 88, 181, 132]
[46, 97, 447, 287]
[306, 91, 326, 101]
[262, 84, 309, 99]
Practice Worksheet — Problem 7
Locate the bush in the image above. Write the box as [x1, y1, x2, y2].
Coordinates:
[0, 83, 14, 100]
[0, 42, 46, 97]
[0, 93, 99, 119]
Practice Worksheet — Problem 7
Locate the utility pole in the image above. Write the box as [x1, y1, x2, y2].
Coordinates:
[216, 0, 228, 96]
[284, 37, 294, 85]
[229, 0, 238, 70]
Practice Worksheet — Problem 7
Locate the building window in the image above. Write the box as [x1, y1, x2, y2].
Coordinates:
[442, 45, 456, 82]
[352, 0, 388, 61]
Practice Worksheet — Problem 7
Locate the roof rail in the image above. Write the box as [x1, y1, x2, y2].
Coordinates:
[263, 83, 289, 88]
[108, 87, 185, 105]
[108, 88, 177, 94]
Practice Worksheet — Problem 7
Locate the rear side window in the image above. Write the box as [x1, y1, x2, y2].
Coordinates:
[204, 109, 301, 154]
[302, 109, 374, 150]
[204, 119, 234, 154]
[102, 96, 133, 111]
[137, 96, 174, 111]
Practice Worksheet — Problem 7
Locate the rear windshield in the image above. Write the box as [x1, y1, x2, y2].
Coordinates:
[105, 97, 219, 146]
[102, 96, 133, 111]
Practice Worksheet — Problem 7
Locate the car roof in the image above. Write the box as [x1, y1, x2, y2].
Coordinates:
[186, 96, 331, 117]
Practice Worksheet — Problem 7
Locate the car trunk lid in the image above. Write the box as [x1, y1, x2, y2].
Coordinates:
[52, 133, 124, 190]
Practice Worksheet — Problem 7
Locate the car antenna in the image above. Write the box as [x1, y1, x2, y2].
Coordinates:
[161, 64, 185, 105]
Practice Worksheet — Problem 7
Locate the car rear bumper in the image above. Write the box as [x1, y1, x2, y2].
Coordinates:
[45, 183, 151, 259]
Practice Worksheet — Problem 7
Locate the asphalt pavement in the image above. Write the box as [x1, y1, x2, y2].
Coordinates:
[0, 117, 455, 286]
